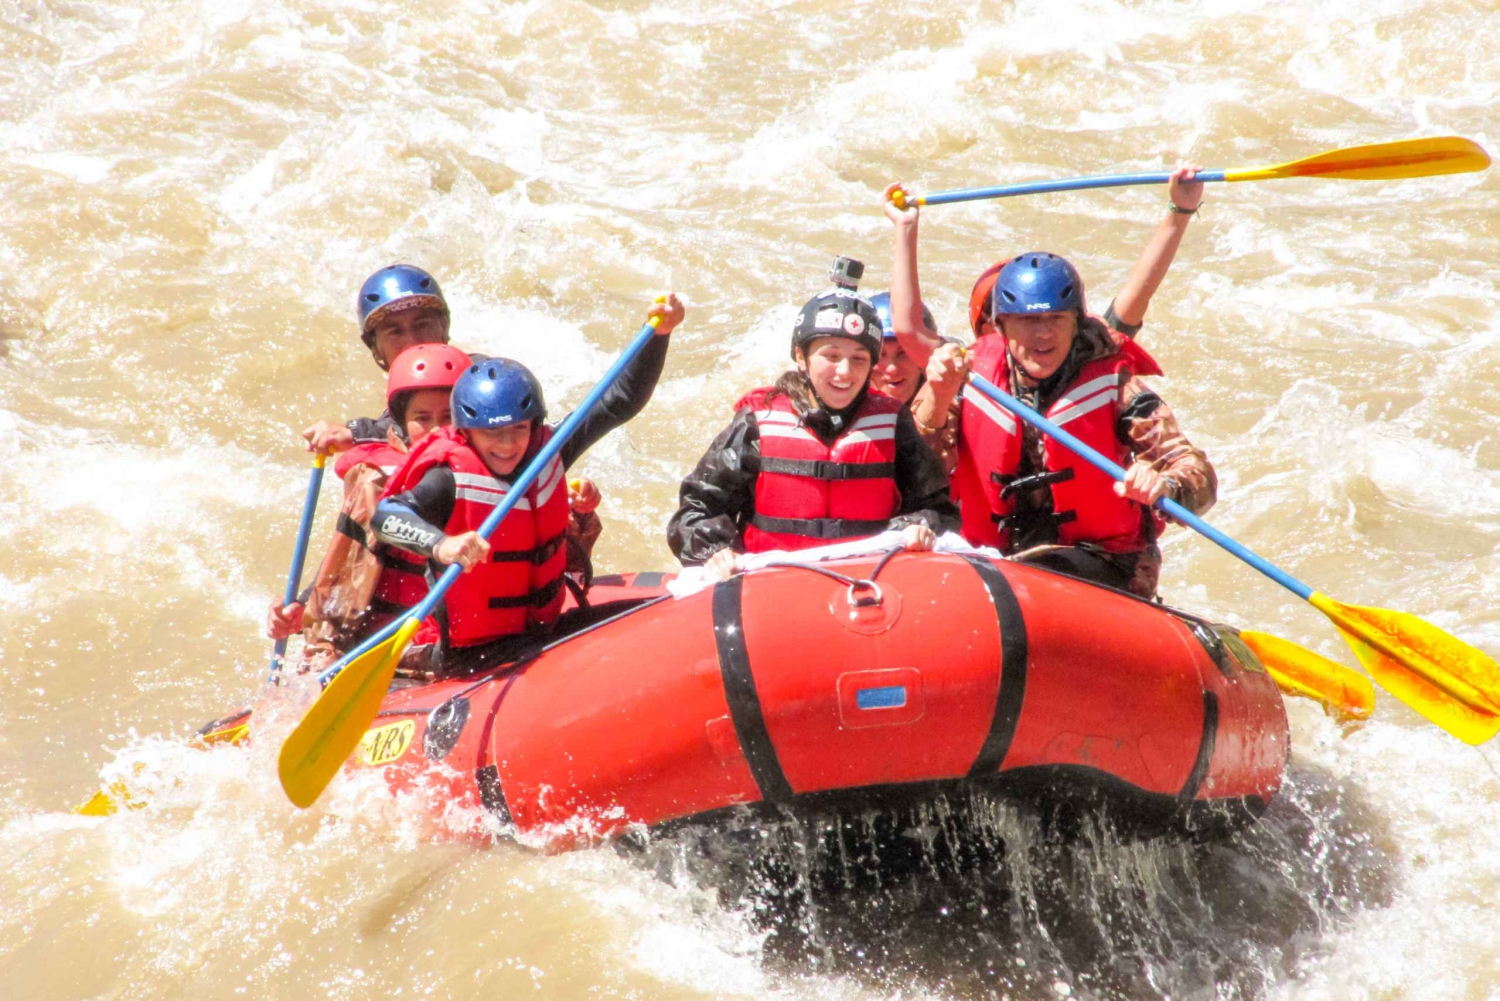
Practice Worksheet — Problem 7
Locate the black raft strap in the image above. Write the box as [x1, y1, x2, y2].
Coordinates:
[486, 576, 564, 610]
[750, 515, 889, 540]
[759, 456, 896, 481]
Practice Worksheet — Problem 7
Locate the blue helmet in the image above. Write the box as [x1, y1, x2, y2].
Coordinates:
[451, 358, 546, 430]
[358, 264, 449, 339]
[868, 291, 937, 341]
[991, 253, 1086, 317]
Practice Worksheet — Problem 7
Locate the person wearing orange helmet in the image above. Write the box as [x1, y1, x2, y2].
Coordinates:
[268, 340, 611, 661]
[266, 342, 471, 657]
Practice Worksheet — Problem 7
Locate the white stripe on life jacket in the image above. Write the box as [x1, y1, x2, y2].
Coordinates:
[531, 457, 566, 507]
[839, 425, 897, 445]
[1050, 385, 1117, 428]
[962, 385, 1017, 434]
[452, 456, 565, 512]
[1050, 374, 1120, 418]
[454, 471, 510, 496]
[455, 486, 534, 511]
[849, 412, 898, 431]
[757, 422, 820, 442]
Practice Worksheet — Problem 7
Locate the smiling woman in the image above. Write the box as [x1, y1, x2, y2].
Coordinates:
[668, 283, 958, 576]
[3, 0, 1499, 997]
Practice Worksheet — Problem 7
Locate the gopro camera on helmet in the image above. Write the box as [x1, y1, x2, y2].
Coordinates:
[828, 256, 864, 291]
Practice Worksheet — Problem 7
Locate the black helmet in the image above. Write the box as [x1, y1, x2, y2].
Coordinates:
[791, 288, 883, 361]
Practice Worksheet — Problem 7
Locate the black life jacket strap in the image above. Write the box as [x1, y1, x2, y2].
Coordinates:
[486, 531, 566, 566]
[992, 466, 1075, 500]
[760, 456, 896, 481]
[993, 509, 1079, 530]
[485, 575, 564, 610]
[750, 514, 889, 540]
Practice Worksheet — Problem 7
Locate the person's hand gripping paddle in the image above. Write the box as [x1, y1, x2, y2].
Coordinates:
[892, 136, 1490, 208]
[278, 307, 669, 808]
[966, 373, 1500, 744]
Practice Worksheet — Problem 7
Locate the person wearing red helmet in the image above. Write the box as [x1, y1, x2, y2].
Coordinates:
[370, 296, 682, 676]
[882, 190, 1216, 599]
[267, 341, 613, 662]
[266, 342, 470, 657]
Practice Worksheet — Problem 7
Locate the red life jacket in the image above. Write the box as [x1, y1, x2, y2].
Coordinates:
[333, 441, 406, 480]
[739, 389, 904, 553]
[954, 328, 1165, 553]
[381, 425, 570, 647]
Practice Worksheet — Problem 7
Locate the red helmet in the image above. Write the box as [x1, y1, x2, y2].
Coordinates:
[386, 343, 471, 424]
[968, 258, 1012, 337]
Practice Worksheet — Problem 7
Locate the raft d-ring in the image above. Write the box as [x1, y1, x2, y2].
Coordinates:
[846, 579, 883, 608]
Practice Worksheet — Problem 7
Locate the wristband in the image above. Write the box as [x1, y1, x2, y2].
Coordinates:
[1168, 203, 1198, 216]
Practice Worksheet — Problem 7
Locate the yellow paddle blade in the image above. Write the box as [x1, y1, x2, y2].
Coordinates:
[74, 784, 128, 816]
[1309, 592, 1500, 745]
[1240, 630, 1375, 722]
[73, 719, 251, 816]
[277, 617, 419, 808]
[1224, 136, 1490, 183]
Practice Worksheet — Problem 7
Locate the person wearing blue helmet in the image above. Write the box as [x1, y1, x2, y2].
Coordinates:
[370, 294, 683, 674]
[884, 182, 1217, 598]
[867, 291, 969, 478]
[358, 263, 452, 370]
[302, 263, 454, 456]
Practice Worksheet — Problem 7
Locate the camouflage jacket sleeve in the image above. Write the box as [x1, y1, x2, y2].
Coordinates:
[908, 385, 962, 478]
[1116, 377, 1217, 516]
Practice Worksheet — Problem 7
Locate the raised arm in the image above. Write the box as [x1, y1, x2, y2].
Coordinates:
[882, 182, 943, 367]
[1108, 164, 1204, 332]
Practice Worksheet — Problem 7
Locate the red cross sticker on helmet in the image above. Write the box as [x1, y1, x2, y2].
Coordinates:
[843, 313, 866, 336]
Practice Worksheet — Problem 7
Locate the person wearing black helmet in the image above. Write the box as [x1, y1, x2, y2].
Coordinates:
[884, 187, 1216, 599]
[668, 263, 957, 580]
[369, 295, 682, 675]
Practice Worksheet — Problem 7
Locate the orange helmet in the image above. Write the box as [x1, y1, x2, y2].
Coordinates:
[968, 258, 1012, 337]
[386, 343, 471, 424]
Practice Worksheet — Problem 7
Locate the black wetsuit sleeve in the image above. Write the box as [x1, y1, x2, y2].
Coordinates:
[557, 333, 670, 469]
[667, 409, 762, 565]
[887, 409, 961, 535]
[372, 467, 457, 558]
[347, 410, 396, 444]
[1102, 299, 1144, 339]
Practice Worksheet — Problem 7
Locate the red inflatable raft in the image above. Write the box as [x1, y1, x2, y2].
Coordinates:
[203, 554, 1288, 845]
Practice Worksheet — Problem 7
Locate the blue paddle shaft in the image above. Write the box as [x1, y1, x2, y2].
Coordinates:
[967, 373, 1314, 601]
[319, 319, 663, 685]
[268, 459, 327, 681]
[921, 170, 1228, 207]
